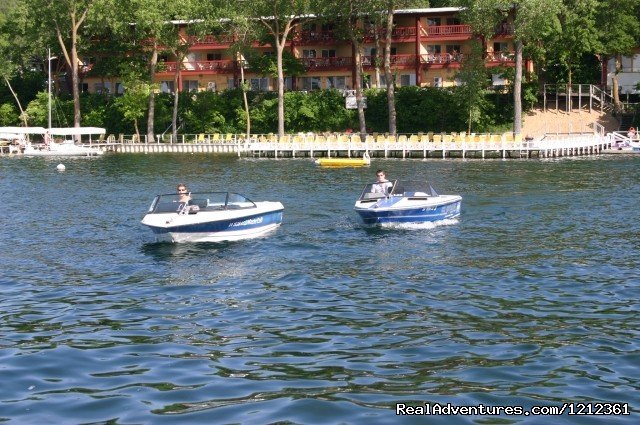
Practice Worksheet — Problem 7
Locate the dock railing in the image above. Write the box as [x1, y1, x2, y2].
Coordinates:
[82, 128, 617, 159]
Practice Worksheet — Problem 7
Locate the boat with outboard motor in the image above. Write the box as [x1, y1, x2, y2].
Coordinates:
[141, 191, 284, 243]
[354, 179, 461, 225]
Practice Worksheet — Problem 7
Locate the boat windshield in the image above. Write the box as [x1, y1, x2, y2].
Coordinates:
[147, 191, 257, 214]
[358, 180, 439, 201]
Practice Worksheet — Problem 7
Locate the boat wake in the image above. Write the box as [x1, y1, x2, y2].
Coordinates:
[364, 217, 460, 230]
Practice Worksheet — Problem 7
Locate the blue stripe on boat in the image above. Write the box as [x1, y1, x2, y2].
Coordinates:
[356, 201, 460, 225]
[148, 210, 283, 235]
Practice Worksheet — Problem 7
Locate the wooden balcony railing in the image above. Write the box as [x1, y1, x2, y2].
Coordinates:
[294, 30, 336, 44]
[420, 53, 463, 64]
[159, 60, 235, 73]
[300, 54, 418, 71]
[495, 23, 515, 36]
[423, 24, 472, 37]
[363, 26, 417, 42]
[299, 56, 353, 70]
[188, 35, 235, 46]
[154, 51, 514, 76]
[485, 51, 515, 63]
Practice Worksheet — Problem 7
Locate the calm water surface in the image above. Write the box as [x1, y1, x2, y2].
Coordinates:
[0, 153, 638, 424]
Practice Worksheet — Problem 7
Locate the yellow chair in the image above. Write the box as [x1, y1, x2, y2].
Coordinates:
[338, 134, 350, 144]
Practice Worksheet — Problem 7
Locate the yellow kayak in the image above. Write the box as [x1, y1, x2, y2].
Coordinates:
[315, 153, 370, 167]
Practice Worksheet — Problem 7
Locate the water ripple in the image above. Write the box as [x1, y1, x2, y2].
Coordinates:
[1, 155, 639, 423]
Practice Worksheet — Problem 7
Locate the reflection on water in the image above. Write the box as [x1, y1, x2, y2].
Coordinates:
[0, 154, 639, 424]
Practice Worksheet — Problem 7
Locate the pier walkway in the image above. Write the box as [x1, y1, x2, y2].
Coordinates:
[96, 125, 614, 159]
[3, 124, 629, 159]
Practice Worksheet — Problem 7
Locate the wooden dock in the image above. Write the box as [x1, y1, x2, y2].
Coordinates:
[243, 132, 612, 159]
[3, 130, 615, 159]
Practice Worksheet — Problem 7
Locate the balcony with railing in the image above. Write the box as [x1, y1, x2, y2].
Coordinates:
[187, 34, 236, 48]
[294, 30, 338, 45]
[494, 23, 515, 37]
[422, 25, 472, 39]
[157, 60, 236, 74]
[485, 51, 515, 65]
[379, 54, 419, 68]
[420, 53, 463, 66]
[299, 56, 353, 71]
[153, 51, 514, 76]
[362, 26, 418, 43]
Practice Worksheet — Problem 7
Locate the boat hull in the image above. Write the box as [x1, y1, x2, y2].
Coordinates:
[23, 144, 103, 157]
[354, 195, 461, 225]
[141, 202, 284, 243]
[315, 155, 370, 167]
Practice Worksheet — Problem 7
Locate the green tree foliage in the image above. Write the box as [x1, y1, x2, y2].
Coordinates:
[596, 0, 640, 109]
[115, 79, 152, 140]
[454, 40, 492, 133]
[234, 0, 313, 137]
[318, 0, 376, 141]
[460, 0, 561, 134]
[544, 0, 601, 87]
[24, 0, 113, 130]
[0, 103, 19, 125]
[0, 0, 35, 125]
[15, 86, 520, 135]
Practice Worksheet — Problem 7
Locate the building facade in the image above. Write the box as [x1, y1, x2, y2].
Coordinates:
[81, 7, 519, 95]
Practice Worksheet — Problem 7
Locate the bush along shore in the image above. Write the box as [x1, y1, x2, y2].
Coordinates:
[2, 85, 533, 136]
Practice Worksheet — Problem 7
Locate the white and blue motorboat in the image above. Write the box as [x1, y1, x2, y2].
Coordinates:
[141, 191, 284, 243]
[354, 180, 461, 226]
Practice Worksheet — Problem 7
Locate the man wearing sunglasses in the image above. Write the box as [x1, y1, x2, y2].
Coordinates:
[371, 170, 393, 194]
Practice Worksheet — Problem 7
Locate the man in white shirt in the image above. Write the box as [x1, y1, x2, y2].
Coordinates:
[371, 170, 393, 194]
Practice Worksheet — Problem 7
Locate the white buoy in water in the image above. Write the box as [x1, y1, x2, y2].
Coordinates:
[56, 163, 66, 171]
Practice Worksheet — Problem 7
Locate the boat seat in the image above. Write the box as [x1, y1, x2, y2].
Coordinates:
[190, 198, 209, 209]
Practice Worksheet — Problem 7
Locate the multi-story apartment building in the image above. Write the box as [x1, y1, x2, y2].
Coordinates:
[81, 7, 519, 95]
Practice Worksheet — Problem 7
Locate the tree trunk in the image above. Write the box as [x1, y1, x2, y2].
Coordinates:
[147, 44, 158, 142]
[513, 38, 523, 135]
[353, 41, 367, 143]
[70, 24, 81, 136]
[172, 65, 180, 142]
[612, 54, 622, 112]
[4, 76, 28, 127]
[567, 67, 572, 112]
[373, 26, 381, 88]
[276, 42, 285, 138]
[134, 119, 140, 143]
[384, 9, 396, 135]
[240, 59, 250, 139]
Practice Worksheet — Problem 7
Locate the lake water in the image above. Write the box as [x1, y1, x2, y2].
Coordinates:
[1, 153, 638, 424]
